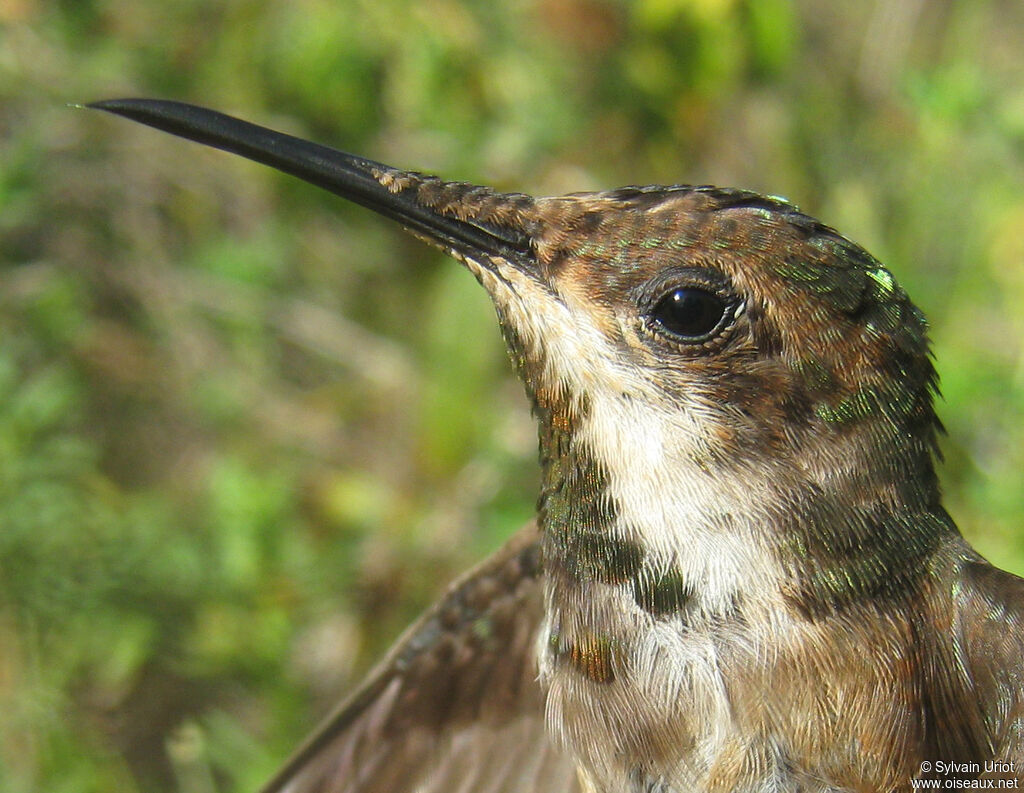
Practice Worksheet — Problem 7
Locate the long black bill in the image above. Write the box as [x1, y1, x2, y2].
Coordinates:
[88, 99, 532, 261]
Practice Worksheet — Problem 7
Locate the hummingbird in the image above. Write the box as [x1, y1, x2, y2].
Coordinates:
[89, 99, 1024, 793]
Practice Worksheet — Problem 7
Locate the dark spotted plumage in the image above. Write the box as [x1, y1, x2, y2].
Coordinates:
[91, 99, 1024, 793]
[631, 569, 694, 617]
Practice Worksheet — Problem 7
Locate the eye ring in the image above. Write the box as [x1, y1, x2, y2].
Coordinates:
[647, 286, 738, 344]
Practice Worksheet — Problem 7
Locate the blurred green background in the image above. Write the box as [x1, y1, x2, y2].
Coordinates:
[2, 0, 1023, 790]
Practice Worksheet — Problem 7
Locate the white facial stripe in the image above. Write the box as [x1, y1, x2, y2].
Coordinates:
[464, 253, 787, 614]
[475, 256, 637, 398]
[581, 387, 785, 612]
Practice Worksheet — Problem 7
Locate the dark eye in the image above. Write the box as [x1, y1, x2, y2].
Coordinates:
[651, 287, 730, 341]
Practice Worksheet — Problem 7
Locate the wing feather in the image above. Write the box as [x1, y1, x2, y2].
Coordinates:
[262, 523, 580, 793]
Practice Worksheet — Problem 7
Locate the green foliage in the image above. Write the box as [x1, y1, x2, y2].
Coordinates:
[2, 0, 1023, 790]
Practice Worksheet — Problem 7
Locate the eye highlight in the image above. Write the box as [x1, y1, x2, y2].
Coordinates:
[650, 287, 732, 342]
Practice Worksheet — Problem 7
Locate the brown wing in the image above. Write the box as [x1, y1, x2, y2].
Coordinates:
[262, 523, 581, 793]
[957, 557, 1024, 771]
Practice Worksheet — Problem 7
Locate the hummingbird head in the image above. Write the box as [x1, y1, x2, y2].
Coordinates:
[475, 185, 939, 491]
[90, 100, 950, 616]
[351, 156, 943, 508]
